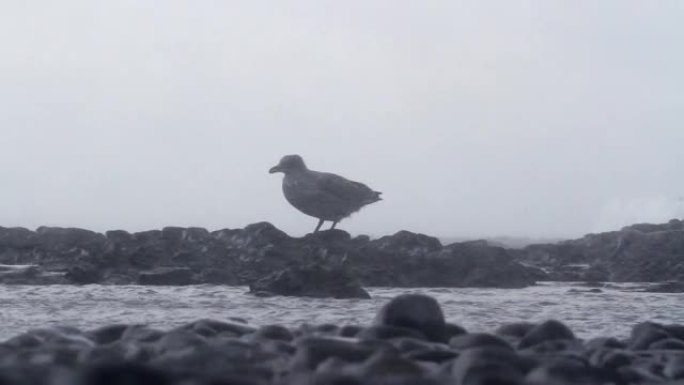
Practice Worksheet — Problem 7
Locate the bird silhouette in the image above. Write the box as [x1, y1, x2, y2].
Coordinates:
[269, 155, 382, 233]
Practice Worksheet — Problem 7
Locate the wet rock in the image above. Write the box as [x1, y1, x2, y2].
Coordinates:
[0, 223, 542, 288]
[248, 264, 370, 299]
[450, 347, 527, 385]
[138, 268, 194, 286]
[374, 294, 446, 343]
[518, 320, 576, 349]
[584, 336, 626, 350]
[2, 294, 684, 384]
[77, 362, 171, 385]
[179, 319, 257, 337]
[664, 355, 684, 379]
[153, 330, 207, 355]
[370, 231, 442, 256]
[629, 322, 671, 350]
[87, 324, 129, 345]
[526, 361, 610, 385]
[403, 349, 458, 364]
[338, 325, 363, 338]
[495, 322, 536, 339]
[0, 226, 38, 249]
[120, 326, 165, 344]
[449, 333, 512, 351]
[444, 323, 467, 339]
[359, 348, 427, 378]
[517, 219, 684, 283]
[151, 339, 280, 381]
[650, 338, 684, 350]
[357, 325, 427, 341]
[589, 348, 634, 371]
[645, 281, 684, 293]
[65, 264, 104, 284]
[254, 325, 294, 342]
[303, 229, 353, 244]
[290, 337, 375, 371]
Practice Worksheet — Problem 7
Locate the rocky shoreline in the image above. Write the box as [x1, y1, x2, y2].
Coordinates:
[1, 219, 683, 293]
[514, 219, 684, 284]
[1, 293, 683, 384]
[0, 223, 539, 291]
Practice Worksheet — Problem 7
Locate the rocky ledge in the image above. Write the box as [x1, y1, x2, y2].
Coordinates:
[515, 218, 684, 284]
[1, 294, 684, 384]
[0, 223, 539, 290]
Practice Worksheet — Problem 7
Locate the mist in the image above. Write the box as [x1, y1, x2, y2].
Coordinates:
[1, 1, 682, 239]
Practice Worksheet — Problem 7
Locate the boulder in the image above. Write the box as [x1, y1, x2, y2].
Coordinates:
[374, 294, 446, 342]
[517, 219, 684, 283]
[248, 264, 370, 299]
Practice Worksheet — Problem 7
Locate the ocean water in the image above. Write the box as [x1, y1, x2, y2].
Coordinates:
[0, 283, 680, 341]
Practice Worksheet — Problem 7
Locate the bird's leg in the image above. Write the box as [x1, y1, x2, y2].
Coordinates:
[330, 221, 338, 230]
[314, 219, 324, 233]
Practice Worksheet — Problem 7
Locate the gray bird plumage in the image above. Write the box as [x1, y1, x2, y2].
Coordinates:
[269, 155, 382, 233]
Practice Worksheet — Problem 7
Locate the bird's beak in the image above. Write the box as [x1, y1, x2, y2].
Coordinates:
[269, 165, 281, 174]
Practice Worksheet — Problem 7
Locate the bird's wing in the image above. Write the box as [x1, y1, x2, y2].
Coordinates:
[315, 172, 378, 203]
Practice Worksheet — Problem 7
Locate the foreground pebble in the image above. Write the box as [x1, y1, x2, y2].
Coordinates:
[1, 293, 684, 384]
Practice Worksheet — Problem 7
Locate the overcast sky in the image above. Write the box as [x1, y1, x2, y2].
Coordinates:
[1, 1, 682, 239]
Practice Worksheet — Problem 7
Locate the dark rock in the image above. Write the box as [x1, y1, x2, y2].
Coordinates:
[120, 326, 165, 343]
[0, 227, 38, 249]
[449, 333, 512, 351]
[629, 322, 671, 350]
[650, 338, 684, 350]
[290, 337, 375, 371]
[450, 347, 527, 385]
[517, 219, 684, 283]
[370, 231, 442, 256]
[495, 322, 536, 339]
[150, 339, 278, 380]
[242, 222, 291, 246]
[304, 229, 352, 244]
[444, 323, 467, 339]
[526, 361, 611, 385]
[644, 281, 684, 293]
[584, 336, 626, 350]
[374, 294, 446, 343]
[357, 325, 427, 341]
[65, 264, 104, 284]
[403, 349, 458, 364]
[78, 362, 170, 385]
[153, 330, 207, 355]
[338, 325, 363, 338]
[179, 319, 257, 337]
[518, 320, 575, 349]
[359, 348, 427, 378]
[0, 223, 542, 288]
[664, 355, 684, 379]
[248, 264, 370, 299]
[589, 348, 634, 371]
[666, 324, 684, 341]
[87, 324, 129, 345]
[254, 325, 294, 342]
[392, 338, 443, 353]
[138, 268, 194, 286]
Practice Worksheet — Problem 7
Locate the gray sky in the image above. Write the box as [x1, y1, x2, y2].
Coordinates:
[1, 1, 683, 239]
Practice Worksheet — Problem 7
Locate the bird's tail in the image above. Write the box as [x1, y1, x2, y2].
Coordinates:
[370, 191, 382, 203]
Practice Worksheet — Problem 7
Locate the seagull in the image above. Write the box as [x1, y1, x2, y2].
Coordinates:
[269, 154, 382, 233]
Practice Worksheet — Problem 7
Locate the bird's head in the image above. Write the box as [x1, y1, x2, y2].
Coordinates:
[269, 154, 307, 174]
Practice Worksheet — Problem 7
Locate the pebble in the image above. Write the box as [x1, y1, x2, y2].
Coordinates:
[0, 294, 682, 384]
